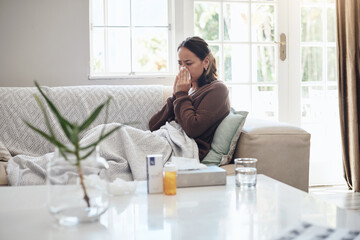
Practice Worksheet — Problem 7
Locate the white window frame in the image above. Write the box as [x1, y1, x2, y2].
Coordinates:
[88, 0, 180, 84]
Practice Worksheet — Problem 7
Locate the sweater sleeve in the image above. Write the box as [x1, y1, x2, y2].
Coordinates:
[149, 95, 176, 131]
[173, 82, 229, 138]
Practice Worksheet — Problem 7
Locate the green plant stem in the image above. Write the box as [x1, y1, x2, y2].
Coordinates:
[77, 165, 90, 208]
[75, 144, 90, 208]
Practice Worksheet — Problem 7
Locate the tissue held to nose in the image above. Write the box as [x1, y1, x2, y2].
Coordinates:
[180, 66, 191, 80]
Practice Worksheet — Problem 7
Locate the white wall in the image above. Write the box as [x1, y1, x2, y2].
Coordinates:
[0, 0, 172, 87]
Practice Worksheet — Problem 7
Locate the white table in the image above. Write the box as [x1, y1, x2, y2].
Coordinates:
[0, 175, 359, 240]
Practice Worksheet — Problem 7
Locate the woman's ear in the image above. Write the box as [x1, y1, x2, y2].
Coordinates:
[203, 56, 210, 70]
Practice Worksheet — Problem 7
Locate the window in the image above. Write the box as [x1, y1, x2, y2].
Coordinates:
[89, 0, 173, 78]
[193, 0, 278, 120]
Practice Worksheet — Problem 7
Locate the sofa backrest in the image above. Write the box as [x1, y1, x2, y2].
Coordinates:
[0, 85, 165, 156]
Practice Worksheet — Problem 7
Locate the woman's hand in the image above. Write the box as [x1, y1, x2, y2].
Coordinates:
[174, 67, 191, 94]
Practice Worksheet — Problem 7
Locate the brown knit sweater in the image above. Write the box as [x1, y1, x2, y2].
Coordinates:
[149, 80, 230, 160]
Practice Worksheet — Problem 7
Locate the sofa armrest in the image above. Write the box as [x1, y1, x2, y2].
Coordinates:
[232, 118, 311, 192]
[0, 162, 8, 186]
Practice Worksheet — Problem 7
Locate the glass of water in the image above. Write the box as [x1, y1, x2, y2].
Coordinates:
[235, 158, 258, 188]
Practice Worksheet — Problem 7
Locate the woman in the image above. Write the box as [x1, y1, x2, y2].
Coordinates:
[149, 36, 230, 160]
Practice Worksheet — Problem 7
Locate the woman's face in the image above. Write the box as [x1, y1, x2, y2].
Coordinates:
[177, 47, 209, 83]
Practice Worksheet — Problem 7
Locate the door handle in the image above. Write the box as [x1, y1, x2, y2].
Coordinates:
[274, 33, 286, 61]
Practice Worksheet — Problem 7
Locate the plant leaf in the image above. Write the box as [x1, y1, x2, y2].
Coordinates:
[23, 120, 67, 149]
[34, 81, 74, 141]
[80, 125, 123, 150]
[98, 97, 111, 139]
[104, 97, 111, 125]
[88, 97, 112, 149]
[79, 147, 96, 161]
[69, 124, 79, 144]
[34, 94, 56, 138]
[58, 146, 69, 161]
[99, 125, 122, 141]
[78, 98, 110, 132]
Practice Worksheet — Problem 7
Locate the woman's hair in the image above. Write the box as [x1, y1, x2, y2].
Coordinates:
[177, 36, 217, 87]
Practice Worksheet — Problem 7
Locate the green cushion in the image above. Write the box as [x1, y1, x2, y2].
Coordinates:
[202, 109, 248, 166]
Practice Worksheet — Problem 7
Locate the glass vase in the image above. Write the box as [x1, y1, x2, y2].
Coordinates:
[46, 146, 110, 226]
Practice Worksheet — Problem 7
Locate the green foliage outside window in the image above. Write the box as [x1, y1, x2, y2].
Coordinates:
[194, 3, 219, 41]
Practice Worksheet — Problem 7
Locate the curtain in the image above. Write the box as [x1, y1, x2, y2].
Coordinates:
[336, 0, 360, 191]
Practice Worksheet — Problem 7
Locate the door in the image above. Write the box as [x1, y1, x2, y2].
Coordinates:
[289, 0, 341, 186]
[191, 0, 340, 186]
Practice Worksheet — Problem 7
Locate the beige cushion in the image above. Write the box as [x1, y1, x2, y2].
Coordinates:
[220, 164, 235, 176]
[0, 142, 11, 186]
[0, 142, 11, 161]
[0, 162, 8, 186]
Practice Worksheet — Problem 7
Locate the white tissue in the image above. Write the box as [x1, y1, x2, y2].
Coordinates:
[84, 175, 137, 196]
[84, 175, 107, 190]
[109, 178, 137, 196]
[171, 156, 207, 171]
[180, 66, 191, 80]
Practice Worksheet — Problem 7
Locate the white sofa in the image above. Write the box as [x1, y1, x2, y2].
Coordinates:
[0, 85, 311, 191]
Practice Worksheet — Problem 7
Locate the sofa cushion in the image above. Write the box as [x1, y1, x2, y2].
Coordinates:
[0, 162, 8, 186]
[202, 109, 248, 166]
[220, 163, 235, 176]
[0, 142, 11, 161]
[0, 142, 10, 186]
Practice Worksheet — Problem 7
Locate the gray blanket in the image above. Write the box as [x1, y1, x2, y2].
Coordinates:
[6, 121, 198, 186]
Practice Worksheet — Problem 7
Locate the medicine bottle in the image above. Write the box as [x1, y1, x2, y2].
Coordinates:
[163, 162, 177, 195]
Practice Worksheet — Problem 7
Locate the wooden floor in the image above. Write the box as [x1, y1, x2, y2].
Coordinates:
[309, 184, 360, 214]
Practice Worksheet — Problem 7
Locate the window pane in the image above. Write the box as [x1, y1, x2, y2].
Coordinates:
[194, 2, 220, 41]
[108, 28, 131, 72]
[301, 47, 323, 82]
[91, 0, 104, 26]
[327, 47, 336, 82]
[224, 44, 250, 83]
[209, 45, 221, 80]
[251, 4, 275, 42]
[301, 0, 322, 3]
[91, 28, 105, 73]
[327, 7, 336, 42]
[301, 7, 322, 42]
[228, 85, 251, 113]
[252, 85, 277, 120]
[224, 3, 249, 42]
[327, 86, 339, 118]
[108, 0, 130, 26]
[132, 0, 168, 26]
[301, 86, 323, 122]
[252, 45, 275, 83]
[132, 28, 168, 72]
